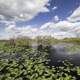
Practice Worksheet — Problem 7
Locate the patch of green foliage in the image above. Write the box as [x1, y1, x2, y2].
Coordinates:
[0, 38, 80, 80]
[62, 38, 80, 44]
[0, 56, 79, 80]
[0, 46, 79, 80]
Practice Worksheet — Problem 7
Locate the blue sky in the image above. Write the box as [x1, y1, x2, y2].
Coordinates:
[0, 0, 80, 39]
[15, 0, 80, 27]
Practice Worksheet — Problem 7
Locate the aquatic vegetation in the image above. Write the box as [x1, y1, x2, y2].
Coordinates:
[0, 48, 80, 80]
[0, 38, 80, 80]
[0, 57, 80, 80]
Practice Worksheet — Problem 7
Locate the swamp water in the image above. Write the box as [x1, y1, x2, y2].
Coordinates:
[49, 43, 80, 66]
[0, 43, 80, 67]
[0, 43, 80, 80]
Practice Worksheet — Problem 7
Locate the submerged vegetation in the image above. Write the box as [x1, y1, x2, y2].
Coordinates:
[0, 37, 80, 80]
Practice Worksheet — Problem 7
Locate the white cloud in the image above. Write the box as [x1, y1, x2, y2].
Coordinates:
[0, 20, 15, 25]
[40, 21, 78, 31]
[68, 6, 80, 22]
[52, 6, 57, 10]
[40, 22, 52, 29]
[53, 32, 76, 39]
[39, 6, 80, 39]
[53, 15, 59, 22]
[4, 19, 80, 39]
[1, 6, 80, 40]
[40, 15, 59, 30]
[5, 23, 38, 39]
[6, 24, 38, 33]
[53, 21, 77, 31]
[0, 0, 49, 21]
[39, 10, 80, 39]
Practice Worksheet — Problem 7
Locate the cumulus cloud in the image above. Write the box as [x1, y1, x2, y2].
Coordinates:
[40, 21, 78, 31]
[6, 24, 37, 33]
[52, 21, 79, 31]
[0, 0, 49, 21]
[67, 6, 80, 22]
[40, 15, 59, 30]
[39, 21, 79, 39]
[40, 22, 52, 29]
[38, 6, 80, 39]
[52, 6, 58, 10]
[53, 15, 59, 22]
[1, 6, 80, 40]
[53, 32, 76, 39]
[5, 23, 38, 39]
[5, 21, 80, 39]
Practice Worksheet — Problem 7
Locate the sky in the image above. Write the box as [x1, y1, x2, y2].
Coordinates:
[0, 0, 80, 39]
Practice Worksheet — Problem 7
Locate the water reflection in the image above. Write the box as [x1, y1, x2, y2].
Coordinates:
[49, 43, 80, 66]
[0, 43, 80, 66]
